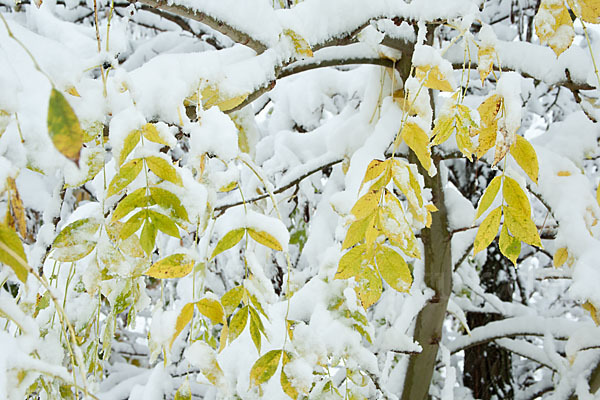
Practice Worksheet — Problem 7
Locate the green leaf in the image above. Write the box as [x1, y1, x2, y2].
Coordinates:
[145, 253, 194, 279]
[503, 176, 531, 217]
[0, 223, 28, 282]
[221, 285, 244, 315]
[504, 205, 542, 248]
[247, 228, 283, 251]
[145, 156, 182, 186]
[170, 302, 194, 349]
[499, 225, 521, 265]
[228, 305, 249, 342]
[52, 218, 101, 262]
[475, 175, 501, 219]
[119, 210, 146, 240]
[250, 349, 282, 387]
[139, 219, 157, 255]
[375, 245, 412, 292]
[336, 244, 365, 280]
[473, 207, 502, 255]
[211, 228, 245, 259]
[141, 123, 170, 146]
[47, 89, 84, 165]
[195, 297, 225, 324]
[510, 135, 539, 184]
[149, 187, 189, 222]
[120, 129, 141, 166]
[148, 209, 180, 238]
[112, 188, 151, 221]
[107, 159, 144, 197]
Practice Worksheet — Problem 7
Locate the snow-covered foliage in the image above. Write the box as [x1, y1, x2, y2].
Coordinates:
[0, 0, 600, 399]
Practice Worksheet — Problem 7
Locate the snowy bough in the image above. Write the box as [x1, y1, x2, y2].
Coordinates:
[1, 0, 600, 398]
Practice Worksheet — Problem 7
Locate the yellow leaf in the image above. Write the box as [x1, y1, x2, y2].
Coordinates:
[283, 29, 313, 58]
[401, 122, 432, 174]
[7, 177, 26, 238]
[250, 349, 282, 387]
[558, 170, 571, 176]
[221, 285, 244, 315]
[375, 245, 412, 292]
[119, 210, 146, 240]
[119, 130, 140, 166]
[169, 302, 194, 349]
[476, 123, 498, 159]
[196, 298, 225, 324]
[504, 205, 543, 248]
[379, 192, 420, 259]
[336, 244, 366, 280]
[65, 86, 80, 97]
[355, 265, 382, 308]
[107, 159, 144, 197]
[47, 89, 84, 165]
[141, 123, 170, 146]
[342, 214, 375, 250]
[499, 225, 521, 265]
[145, 253, 194, 279]
[211, 228, 245, 259]
[415, 65, 454, 91]
[0, 223, 28, 282]
[228, 306, 249, 342]
[535, 0, 574, 56]
[351, 189, 380, 220]
[149, 187, 189, 222]
[219, 181, 238, 192]
[174, 380, 191, 400]
[510, 135, 539, 183]
[476, 175, 502, 219]
[201, 85, 249, 112]
[478, 94, 503, 127]
[112, 188, 150, 221]
[281, 366, 299, 399]
[145, 156, 182, 186]
[148, 209, 180, 238]
[247, 228, 283, 251]
[360, 159, 388, 190]
[478, 46, 495, 84]
[583, 301, 600, 325]
[473, 206, 502, 255]
[597, 184, 600, 207]
[139, 218, 157, 255]
[52, 218, 101, 262]
[431, 114, 454, 145]
[567, 0, 600, 23]
[553, 247, 569, 267]
[503, 176, 531, 217]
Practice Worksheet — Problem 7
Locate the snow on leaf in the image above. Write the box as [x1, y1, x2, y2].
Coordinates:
[221, 285, 244, 316]
[401, 122, 432, 174]
[201, 85, 249, 112]
[431, 114, 454, 146]
[510, 135, 539, 183]
[567, 0, 600, 23]
[355, 265, 383, 308]
[148, 209, 180, 238]
[360, 159, 388, 191]
[119, 210, 146, 240]
[342, 214, 375, 250]
[535, 0, 575, 56]
[145, 253, 194, 279]
[142, 123, 170, 146]
[478, 46, 495, 84]
[149, 187, 189, 222]
[476, 175, 502, 219]
[174, 380, 191, 400]
[250, 349, 282, 387]
[145, 156, 182, 186]
[52, 218, 100, 262]
[195, 298, 225, 324]
[247, 228, 283, 251]
[112, 188, 151, 221]
[415, 65, 454, 91]
[47, 88, 84, 165]
[499, 225, 521, 265]
[473, 206, 502, 255]
[478, 94, 503, 127]
[107, 159, 144, 197]
[375, 245, 412, 292]
[283, 29, 313, 58]
[0, 222, 28, 282]
[211, 228, 245, 259]
[7, 177, 26, 238]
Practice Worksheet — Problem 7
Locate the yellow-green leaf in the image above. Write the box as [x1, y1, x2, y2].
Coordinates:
[112, 188, 150, 221]
[342, 214, 374, 250]
[141, 123, 169, 146]
[250, 349, 282, 387]
[355, 265, 382, 308]
[499, 225, 521, 265]
[281, 368, 299, 399]
[145, 156, 182, 186]
[431, 114, 454, 145]
[247, 228, 283, 251]
[119, 210, 146, 240]
[0, 223, 28, 282]
[211, 228, 245, 259]
[504, 205, 543, 247]
[148, 210, 180, 238]
[415, 65, 454, 91]
[145, 253, 194, 279]
[7, 177, 26, 238]
[221, 285, 244, 315]
[249, 309, 262, 353]
[336, 244, 365, 280]
[535, 0, 574, 56]
[174, 380, 191, 400]
[510, 135, 539, 183]
[195, 298, 225, 324]
[473, 207, 502, 255]
[52, 218, 101, 262]
[379, 192, 420, 259]
[139, 219, 157, 255]
[553, 246, 569, 267]
[503, 176, 531, 217]
[375, 245, 412, 292]
[229, 306, 249, 342]
[351, 190, 380, 220]
[170, 302, 194, 349]
[401, 122, 432, 173]
[119, 129, 140, 166]
[476, 175, 502, 219]
[107, 159, 144, 197]
[47, 89, 84, 165]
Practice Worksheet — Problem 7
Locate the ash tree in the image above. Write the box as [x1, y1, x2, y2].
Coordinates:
[1, 0, 600, 399]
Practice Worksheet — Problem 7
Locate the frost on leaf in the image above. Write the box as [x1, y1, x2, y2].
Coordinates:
[535, 0, 575, 56]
